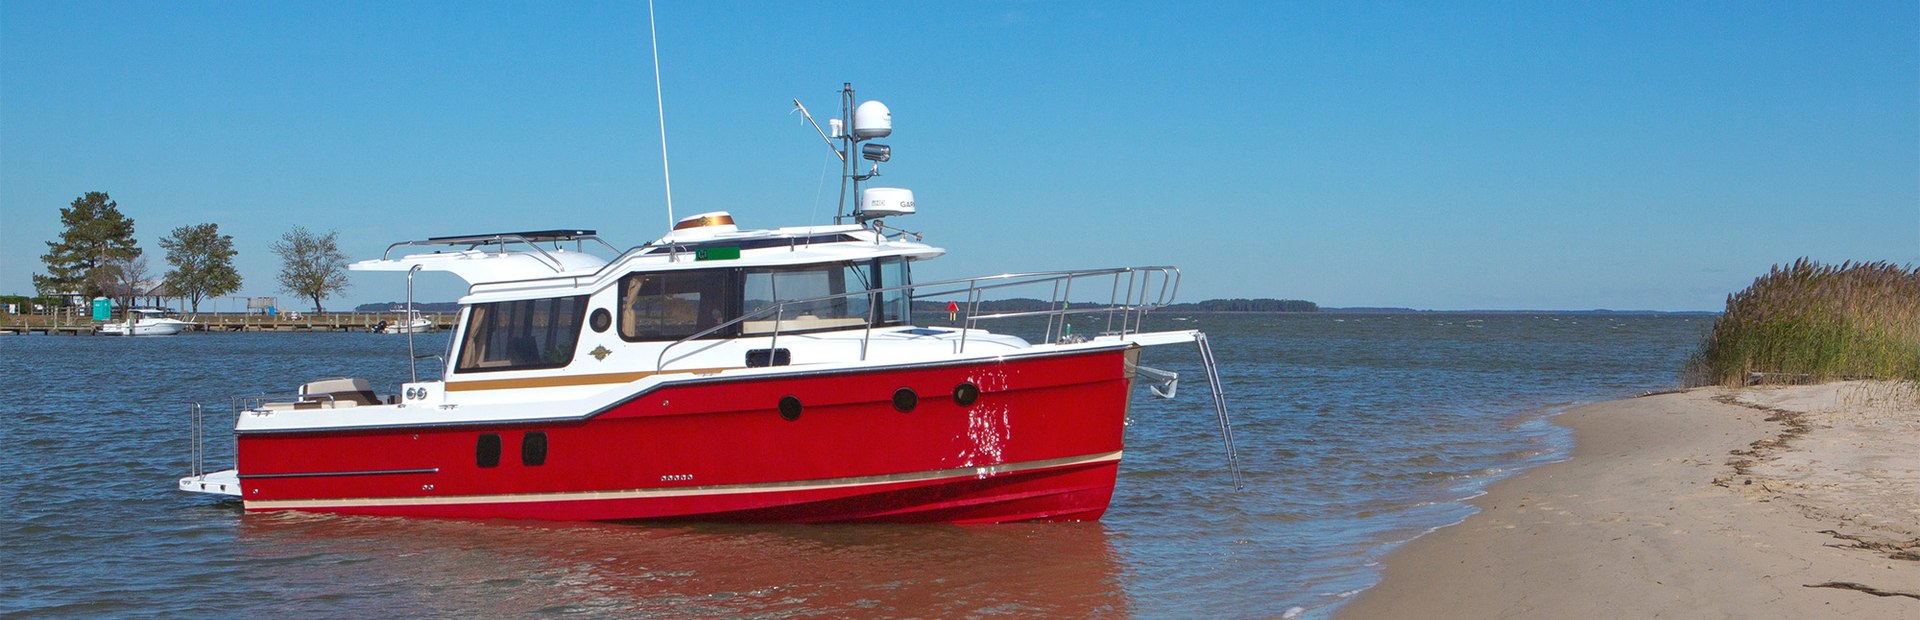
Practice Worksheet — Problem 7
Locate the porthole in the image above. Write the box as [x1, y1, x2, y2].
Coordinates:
[778, 395, 803, 421]
[476, 434, 502, 468]
[522, 431, 548, 466]
[589, 308, 612, 333]
[953, 382, 980, 406]
[892, 387, 918, 412]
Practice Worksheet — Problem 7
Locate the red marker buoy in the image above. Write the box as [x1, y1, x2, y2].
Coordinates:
[947, 301, 958, 322]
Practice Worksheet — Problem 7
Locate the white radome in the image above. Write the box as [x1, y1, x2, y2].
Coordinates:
[853, 100, 892, 138]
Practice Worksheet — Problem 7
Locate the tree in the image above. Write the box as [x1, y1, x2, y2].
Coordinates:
[272, 226, 349, 312]
[93, 255, 151, 318]
[159, 223, 242, 315]
[34, 191, 141, 299]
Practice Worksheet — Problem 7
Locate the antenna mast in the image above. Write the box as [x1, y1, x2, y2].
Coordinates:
[793, 82, 899, 226]
[646, 0, 675, 226]
[836, 83, 854, 222]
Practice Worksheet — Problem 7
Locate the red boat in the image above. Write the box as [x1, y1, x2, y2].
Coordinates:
[179, 86, 1236, 524]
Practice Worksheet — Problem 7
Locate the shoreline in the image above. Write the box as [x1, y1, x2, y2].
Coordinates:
[1339, 381, 1919, 618]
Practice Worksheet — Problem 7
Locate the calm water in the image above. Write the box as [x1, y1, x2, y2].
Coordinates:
[1, 313, 1706, 618]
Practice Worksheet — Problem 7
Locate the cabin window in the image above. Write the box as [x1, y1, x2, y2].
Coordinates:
[456, 296, 589, 373]
[874, 257, 912, 325]
[620, 270, 739, 341]
[743, 262, 874, 334]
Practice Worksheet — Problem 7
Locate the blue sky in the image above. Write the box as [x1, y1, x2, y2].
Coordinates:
[3, 1, 1915, 311]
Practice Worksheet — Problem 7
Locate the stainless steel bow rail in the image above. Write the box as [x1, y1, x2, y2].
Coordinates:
[940, 266, 1181, 350]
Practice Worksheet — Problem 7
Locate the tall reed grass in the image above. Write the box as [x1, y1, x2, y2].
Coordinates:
[1685, 259, 1920, 387]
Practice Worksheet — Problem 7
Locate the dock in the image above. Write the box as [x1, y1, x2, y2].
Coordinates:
[0, 312, 458, 335]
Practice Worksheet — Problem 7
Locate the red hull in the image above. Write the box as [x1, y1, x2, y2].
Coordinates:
[235, 347, 1138, 523]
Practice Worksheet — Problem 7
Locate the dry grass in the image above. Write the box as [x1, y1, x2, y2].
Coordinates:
[1685, 259, 1920, 387]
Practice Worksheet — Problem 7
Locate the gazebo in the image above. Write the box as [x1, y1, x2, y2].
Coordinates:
[130, 280, 183, 312]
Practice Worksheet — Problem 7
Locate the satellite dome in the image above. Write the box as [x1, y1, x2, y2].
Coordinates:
[853, 100, 892, 139]
[663, 211, 738, 241]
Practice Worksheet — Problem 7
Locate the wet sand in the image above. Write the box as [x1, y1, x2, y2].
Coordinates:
[1341, 381, 1920, 618]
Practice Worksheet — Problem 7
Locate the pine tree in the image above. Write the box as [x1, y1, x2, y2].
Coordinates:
[34, 192, 141, 299]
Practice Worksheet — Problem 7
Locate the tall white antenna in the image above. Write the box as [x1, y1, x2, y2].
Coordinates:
[646, 0, 674, 225]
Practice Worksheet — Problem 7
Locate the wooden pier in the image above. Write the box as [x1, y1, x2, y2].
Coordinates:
[0, 312, 457, 335]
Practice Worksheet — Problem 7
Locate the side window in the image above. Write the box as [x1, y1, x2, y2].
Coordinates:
[456, 296, 589, 373]
[620, 270, 738, 341]
[742, 262, 873, 334]
[875, 257, 911, 325]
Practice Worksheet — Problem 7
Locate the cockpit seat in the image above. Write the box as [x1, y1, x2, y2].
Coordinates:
[299, 377, 382, 406]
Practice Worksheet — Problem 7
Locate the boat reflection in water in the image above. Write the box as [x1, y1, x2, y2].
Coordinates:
[234, 513, 1129, 616]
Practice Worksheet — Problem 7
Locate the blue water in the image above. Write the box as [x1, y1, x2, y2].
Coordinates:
[0, 313, 1707, 617]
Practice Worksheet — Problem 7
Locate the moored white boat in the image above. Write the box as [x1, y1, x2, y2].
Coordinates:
[101, 308, 195, 336]
[374, 310, 433, 334]
[177, 84, 1238, 523]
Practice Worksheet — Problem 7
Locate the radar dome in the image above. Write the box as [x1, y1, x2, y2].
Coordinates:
[857, 187, 915, 219]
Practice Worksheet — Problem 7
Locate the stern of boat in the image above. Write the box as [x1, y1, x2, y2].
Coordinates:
[174, 378, 404, 503]
[179, 470, 242, 497]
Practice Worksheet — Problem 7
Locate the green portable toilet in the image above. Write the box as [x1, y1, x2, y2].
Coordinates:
[91, 298, 111, 321]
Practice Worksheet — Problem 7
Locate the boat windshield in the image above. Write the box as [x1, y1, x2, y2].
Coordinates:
[615, 257, 912, 342]
[743, 263, 871, 334]
[743, 256, 910, 334]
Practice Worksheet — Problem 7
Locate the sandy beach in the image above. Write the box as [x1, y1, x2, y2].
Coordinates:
[1341, 381, 1920, 618]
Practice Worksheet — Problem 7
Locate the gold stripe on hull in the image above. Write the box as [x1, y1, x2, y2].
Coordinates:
[444, 366, 737, 392]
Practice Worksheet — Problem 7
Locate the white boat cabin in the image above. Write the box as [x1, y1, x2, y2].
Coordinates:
[343, 212, 1031, 406]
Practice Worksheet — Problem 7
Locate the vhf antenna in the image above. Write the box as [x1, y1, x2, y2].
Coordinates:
[646, 0, 675, 226]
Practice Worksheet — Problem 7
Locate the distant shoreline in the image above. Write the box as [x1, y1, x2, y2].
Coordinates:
[1316, 308, 1719, 316]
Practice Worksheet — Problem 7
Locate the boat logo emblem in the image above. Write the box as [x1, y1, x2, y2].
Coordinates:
[590, 345, 612, 361]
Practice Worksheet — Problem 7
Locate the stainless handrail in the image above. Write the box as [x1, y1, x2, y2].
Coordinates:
[655, 266, 1180, 370]
[189, 402, 204, 478]
[406, 264, 422, 384]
